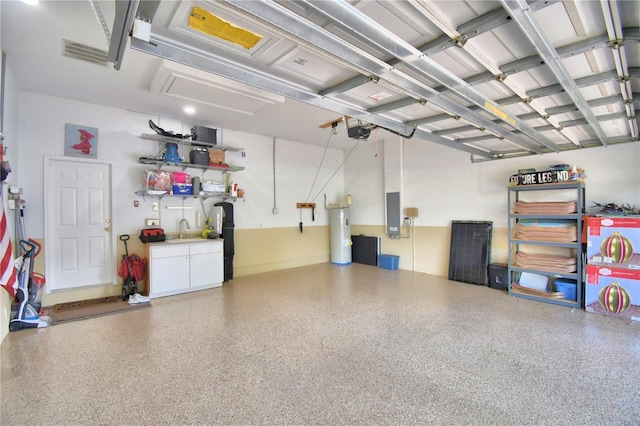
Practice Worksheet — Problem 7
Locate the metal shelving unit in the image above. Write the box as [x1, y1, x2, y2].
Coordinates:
[507, 181, 585, 308]
[139, 133, 244, 151]
[138, 133, 245, 200]
[138, 157, 245, 173]
[139, 133, 245, 172]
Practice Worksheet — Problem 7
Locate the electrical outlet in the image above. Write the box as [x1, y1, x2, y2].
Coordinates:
[146, 218, 159, 227]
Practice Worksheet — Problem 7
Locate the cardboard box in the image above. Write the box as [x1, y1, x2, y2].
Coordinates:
[586, 217, 640, 270]
[208, 149, 225, 165]
[585, 265, 640, 321]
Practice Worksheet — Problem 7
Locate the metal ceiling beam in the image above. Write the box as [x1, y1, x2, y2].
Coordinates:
[406, 69, 625, 127]
[223, 0, 546, 154]
[501, 0, 609, 146]
[601, 0, 638, 140]
[292, 0, 558, 153]
[470, 134, 638, 162]
[407, 1, 558, 58]
[108, 0, 139, 70]
[437, 100, 629, 135]
[495, 70, 620, 105]
[504, 33, 612, 74]
[558, 111, 627, 128]
[406, 112, 452, 127]
[382, 1, 565, 89]
[368, 98, 424, 114]
[407, 0, 580, 145]
[455, 111, 628, 145]
[446, 32, 613, 91]
[319, 75, 378, 96]
[546, 94, 626, 115]
[129, 37, 491, 157]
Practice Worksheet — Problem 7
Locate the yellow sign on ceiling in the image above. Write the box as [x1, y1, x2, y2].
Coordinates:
[189, 7, 263, 50]
[484, 101, 517, 127]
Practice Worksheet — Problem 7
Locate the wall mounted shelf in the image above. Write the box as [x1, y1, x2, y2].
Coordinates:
[138, 157, 245, 172]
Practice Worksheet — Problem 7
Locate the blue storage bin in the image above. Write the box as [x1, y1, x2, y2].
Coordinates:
[555, 279, 577, 301]
[172, 184, 193, 195]
[379, 254, 399, 270]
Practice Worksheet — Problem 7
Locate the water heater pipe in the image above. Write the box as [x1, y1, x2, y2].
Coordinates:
[272, 137, 278, 214]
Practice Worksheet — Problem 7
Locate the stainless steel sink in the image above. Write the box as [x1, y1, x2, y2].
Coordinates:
[164, 237, 206, 244]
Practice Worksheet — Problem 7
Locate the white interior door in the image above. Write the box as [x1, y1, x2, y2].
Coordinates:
[45, 157, 114, 291]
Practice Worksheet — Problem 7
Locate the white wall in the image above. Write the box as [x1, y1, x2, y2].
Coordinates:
[346, 134, 640, 227]
[16, 93, 346, 240]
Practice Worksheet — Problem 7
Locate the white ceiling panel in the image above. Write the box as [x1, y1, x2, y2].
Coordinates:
[1, 0, 636, 159]
[271, 46, 352, 88]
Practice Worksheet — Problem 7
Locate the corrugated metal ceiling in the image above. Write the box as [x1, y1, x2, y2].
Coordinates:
[110, 0, 638, 161]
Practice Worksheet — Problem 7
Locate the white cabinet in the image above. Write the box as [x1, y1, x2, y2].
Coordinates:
[147, 240, 224, 298]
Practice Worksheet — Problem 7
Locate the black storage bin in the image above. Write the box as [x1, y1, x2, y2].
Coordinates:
[488, 263, 509, 291]
[190, 148, 210, 166]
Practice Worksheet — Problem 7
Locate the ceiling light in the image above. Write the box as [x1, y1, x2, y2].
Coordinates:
[21, 0, 39, 4]
[183, 106, 196, 115]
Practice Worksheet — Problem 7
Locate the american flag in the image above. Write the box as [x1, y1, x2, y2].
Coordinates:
[0, 202, 17, 297]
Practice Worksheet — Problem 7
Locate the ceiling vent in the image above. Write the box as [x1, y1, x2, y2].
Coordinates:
[62, 39, 109, 67]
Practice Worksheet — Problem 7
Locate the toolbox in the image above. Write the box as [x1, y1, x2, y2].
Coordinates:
[139, 227, 166, 243]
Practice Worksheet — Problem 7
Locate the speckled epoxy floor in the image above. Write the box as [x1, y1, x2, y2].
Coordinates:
[2, 263, 639, 425]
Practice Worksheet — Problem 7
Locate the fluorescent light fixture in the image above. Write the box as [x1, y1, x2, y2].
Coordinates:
[183, 106, 196, 115]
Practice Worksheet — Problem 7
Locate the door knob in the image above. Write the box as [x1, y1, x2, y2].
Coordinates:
[105, 226, 112, 232]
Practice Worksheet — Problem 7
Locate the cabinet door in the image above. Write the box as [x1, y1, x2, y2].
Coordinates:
[189, 242, 224, 288]
[150, 254, 190, 296]
[190, 251, 223, 288]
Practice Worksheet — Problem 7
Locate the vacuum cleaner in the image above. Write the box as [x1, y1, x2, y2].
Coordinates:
[9, 239, 51, 331]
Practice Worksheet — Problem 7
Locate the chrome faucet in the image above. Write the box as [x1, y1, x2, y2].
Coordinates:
[179, 218, 190, 239]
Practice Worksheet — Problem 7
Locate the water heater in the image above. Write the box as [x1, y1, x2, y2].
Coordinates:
[329, 208, 352, 265]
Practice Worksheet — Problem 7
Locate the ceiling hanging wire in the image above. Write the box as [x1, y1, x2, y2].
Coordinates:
[305, 128, 334, 203]
[310, 138, 362, 204]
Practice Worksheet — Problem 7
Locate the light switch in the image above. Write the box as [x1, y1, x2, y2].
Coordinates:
[152, 202, 158, 212]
